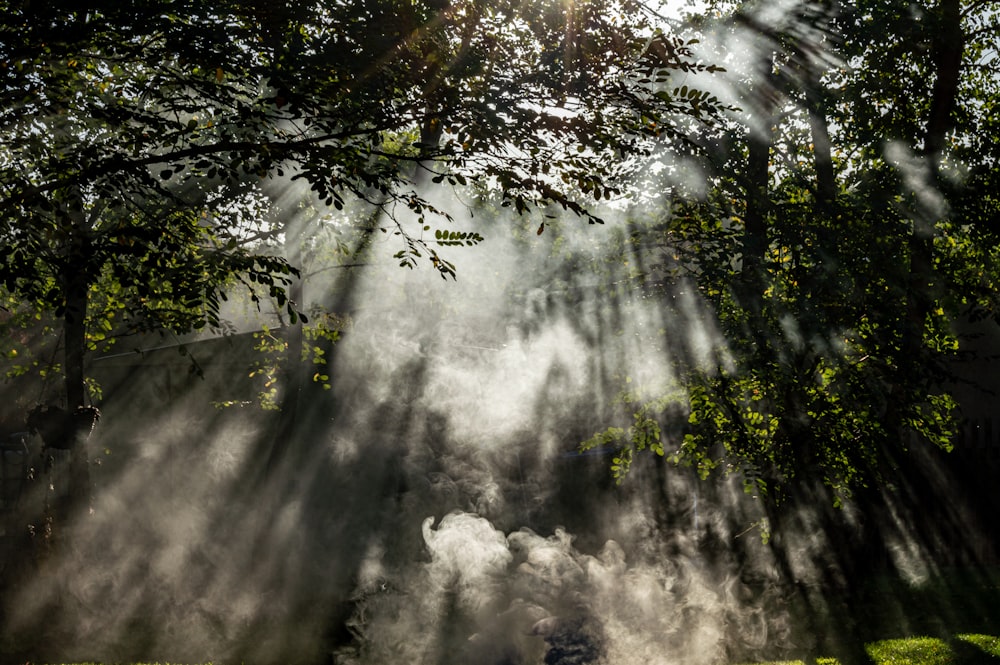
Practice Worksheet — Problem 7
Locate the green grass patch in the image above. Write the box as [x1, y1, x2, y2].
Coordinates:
[956, 634, 1000, 657]
[742, 633, 1000, 665]
[865, 637, 954, 665]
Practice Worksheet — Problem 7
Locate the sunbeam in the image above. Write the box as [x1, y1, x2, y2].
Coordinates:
[1, 1, 999, 664]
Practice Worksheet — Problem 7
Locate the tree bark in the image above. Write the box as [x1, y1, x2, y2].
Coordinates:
[61, 209, 92, 518]
[741, 60, 778, 319]
[268, 208, 309, 472]
[892, 0, 963, 437]
[903, 0, 963, 357]
[805, 77, 836, 208]
[924, 0, 963, 159]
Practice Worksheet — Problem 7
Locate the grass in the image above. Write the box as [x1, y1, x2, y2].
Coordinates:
[723, 564, 1000, 665]
[957, 634, 1000, 656]
[743, 633, 1000, 665]
[866, 636, 981, 665]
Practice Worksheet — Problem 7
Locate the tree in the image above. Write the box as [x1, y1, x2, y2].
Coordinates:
[582, 0, 1000, 513]
[0, 0, 725, 512]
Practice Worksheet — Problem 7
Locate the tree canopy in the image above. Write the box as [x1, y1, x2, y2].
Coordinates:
[0, 0, 729, 519]
[581, 0, 1000, 508]
[0, 0, 724, 405]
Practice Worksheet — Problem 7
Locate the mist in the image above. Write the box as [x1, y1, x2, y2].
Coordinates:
[2, 3, 998, 665]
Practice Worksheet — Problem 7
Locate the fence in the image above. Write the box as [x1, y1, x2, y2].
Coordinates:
[0, 432, 30, 514]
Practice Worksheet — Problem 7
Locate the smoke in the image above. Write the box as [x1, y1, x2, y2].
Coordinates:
[2, 4, 997, 665]
[0, 153, 960, 665]
[337, 491, 806, 665]
[0, 176, 803, 664]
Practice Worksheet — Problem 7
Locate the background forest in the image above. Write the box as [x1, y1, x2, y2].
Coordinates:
[1, 0, 999, 664]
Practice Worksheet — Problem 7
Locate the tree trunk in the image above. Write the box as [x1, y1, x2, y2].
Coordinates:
[805, 78, 836, 208]
[924, 0, 963, 160]
[61, 210, 93, 519]
[892, 0, 963, 435]
[741, 60, 778, 320]
[268, 209, 309, 472]
[903, 0, 963, 357]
